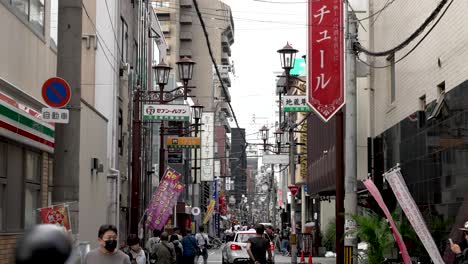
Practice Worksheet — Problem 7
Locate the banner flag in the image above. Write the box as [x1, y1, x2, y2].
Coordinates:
[39, 204, 71, 231]
[203, 199, 216, 224]
[363, 179, 411, 264]
[384, 168, 444, 264]
[146, 167, 185, 230]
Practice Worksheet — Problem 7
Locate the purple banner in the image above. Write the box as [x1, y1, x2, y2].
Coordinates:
[146, 168, 185, 230]
[363, 179, 412, 264]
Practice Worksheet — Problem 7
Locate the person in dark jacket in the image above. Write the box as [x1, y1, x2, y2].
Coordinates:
[181, 230, 199, 264]
[170, 234, 183, 264]
[153, 232, 176, 264]
[451, 221, 468, 264]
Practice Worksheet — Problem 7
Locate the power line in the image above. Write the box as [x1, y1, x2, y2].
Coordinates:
[103, 0, 122, 58]
[356, 0, 454, 69]
[82, 2, 120, 76]
[355, 0, 449, 57]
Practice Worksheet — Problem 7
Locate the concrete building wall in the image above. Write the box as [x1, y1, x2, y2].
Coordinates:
[369, 0, 468, 136]
[78, 101, 108, 249]
[0, 1, 56, 105]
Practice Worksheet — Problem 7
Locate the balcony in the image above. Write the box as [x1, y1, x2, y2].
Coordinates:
[219, 65, 231, 87]
[221, 51, 230, 66]
[180, 31, 192, 41]
[180, 0, 192, 8]
[179, 48, 192, 58]
[180, 15, 192, 24]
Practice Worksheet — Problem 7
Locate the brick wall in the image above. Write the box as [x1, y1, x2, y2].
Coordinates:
[0, 234, 18, 263]
[41, 152, 50, 207]
[369, 0, 468, 135]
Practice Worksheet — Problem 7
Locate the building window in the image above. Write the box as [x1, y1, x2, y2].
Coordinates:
[121, 17, 128, 63]
[7, 0, 45, 35]
[389, 55, 396, 103]
[29, 0, 44, 29]
[24, 150, 41, 229]
[50, 0, 58, 46]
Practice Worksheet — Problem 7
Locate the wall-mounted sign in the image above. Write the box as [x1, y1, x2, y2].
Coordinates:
[41, 107, 69, 124]
[168, 149, 183, 164]
[143, 104, 190, 121]
[167, 137, 200, 148]
[282, 95, 311, 112]
[262, 154, 289, 165]
[200, 112, 214, 181]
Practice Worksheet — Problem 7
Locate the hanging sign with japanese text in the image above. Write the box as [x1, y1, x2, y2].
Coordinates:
[167, 137, 200, 148]
[200, 112, 214, 181]
[143, 104, 190, 121]
[308, 0, 344, 122]
[282, 95, 311, 112]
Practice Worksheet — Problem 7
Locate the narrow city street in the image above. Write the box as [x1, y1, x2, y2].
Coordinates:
[203, 247, 336, 264]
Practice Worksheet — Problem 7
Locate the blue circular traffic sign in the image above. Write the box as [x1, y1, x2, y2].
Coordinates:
[41, 77, 71, 108]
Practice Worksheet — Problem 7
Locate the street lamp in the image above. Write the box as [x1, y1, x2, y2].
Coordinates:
[191, 102, 204, 212]
[176, 57, 196, 100]
[274, 128, 283, 154]
[277, 42, 298, 71]
[153, 60, 172, 99]
[259, 125, 269, 151]
[278, 42, 299, 264]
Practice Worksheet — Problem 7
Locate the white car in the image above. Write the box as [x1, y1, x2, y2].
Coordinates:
[222, 230, 275, 264]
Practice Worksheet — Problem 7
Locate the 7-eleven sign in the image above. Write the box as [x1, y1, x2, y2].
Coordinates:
[288, 185, 300, 197]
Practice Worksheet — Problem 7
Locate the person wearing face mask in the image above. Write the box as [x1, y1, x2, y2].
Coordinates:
[124, 234, 148, 264]
[84, 224, 130, 264]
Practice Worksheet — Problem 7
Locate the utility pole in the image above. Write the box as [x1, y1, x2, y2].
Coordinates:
[344, 10, 359, 264]
[336, 111, 345, 264]
[289, 123, 297, 264]
[53, 0, 82, 225]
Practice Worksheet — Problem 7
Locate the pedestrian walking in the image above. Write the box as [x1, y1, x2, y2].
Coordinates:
[146, 229, 161, 264]
[123, 234, 148, 264]
[84, 224, 130, 264]
[281, 225, 290, 256]
[181, 230, 199, 264]
[170, 234, 184, 264]
[451, 221, 468, 264]
[274, 228, 282, 253]
[153, 232, 176, 264]
[195, 226, 209, 264]
[246, 224, 273, 264]
[173, 227, 183, 241]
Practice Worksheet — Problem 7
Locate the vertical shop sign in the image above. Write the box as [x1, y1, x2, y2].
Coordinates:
[308, 0, 344, 122]
[201, 112, 214, 181]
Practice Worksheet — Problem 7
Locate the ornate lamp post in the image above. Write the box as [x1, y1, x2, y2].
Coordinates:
[274, 128, 284, 154]
[277, 42, 299, 264]
[176, 57, 196, 100]
[152, 60, 172, 181]
[259, 125, 269, 151]
[191, 102, 204, 210]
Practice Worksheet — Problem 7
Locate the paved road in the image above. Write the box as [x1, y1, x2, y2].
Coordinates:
[200, 247, 336, 264]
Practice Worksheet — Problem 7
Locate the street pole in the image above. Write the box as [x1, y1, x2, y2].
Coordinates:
[192, 118, 199, 231]
[336, 111, 345, 264]
[344, 10, 359, 264]
[54, 0, 82, 230]
[289, 124, 297, 264]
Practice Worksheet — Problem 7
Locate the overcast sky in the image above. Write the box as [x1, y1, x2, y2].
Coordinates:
[220, 0, 308, 142]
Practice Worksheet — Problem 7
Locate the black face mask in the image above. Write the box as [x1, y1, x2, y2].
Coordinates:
[104, 239, 117, 252]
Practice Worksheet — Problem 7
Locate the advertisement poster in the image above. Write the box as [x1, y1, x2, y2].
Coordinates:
[39, 204, 71, 231]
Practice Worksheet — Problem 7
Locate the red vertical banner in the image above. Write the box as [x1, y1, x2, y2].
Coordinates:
[308, 0, 345, 122]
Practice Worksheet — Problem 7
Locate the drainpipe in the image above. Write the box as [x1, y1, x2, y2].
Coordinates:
[109, 168, 120, 234]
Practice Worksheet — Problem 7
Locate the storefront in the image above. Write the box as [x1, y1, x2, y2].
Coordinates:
[0, 90, 53, 261]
